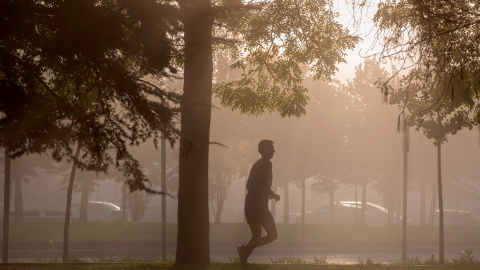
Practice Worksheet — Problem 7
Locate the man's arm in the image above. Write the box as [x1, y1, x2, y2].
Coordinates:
[268, 190, 280, 202]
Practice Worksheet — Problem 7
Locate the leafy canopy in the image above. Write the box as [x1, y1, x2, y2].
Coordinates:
[370, 0, 480, 121]
[213, 0, 360, 117]
[0, 0, 181, 192]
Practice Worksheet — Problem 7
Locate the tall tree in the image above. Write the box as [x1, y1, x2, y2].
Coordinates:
[176, 0, 358, 265]
[0, 0, 180, 188]
[387, 65, 477, 264]
[343, 58, 398, 225]
[0, 0, 180, 262]
[2, 149, 10, 262]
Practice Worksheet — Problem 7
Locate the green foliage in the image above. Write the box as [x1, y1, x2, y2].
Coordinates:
[227, 256, 240, 263]
[356, 257, 380, 266]
[423, 254, 439, 265]
[213, 0, 359, 117]
[0, 0, 182, 193]
[386, 63, 477, 146]
[269, 253, 306, 264]
[91, 253, 118, 263]
[453, 249, 477, 266]
[312, 255, 328, 265]
[127, 190, 151, 222]
[372, 0, 480, 125]
[402, 257, 422, 265]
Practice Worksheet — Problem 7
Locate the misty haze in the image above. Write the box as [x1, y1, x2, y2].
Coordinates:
[1, 0, 480, 269]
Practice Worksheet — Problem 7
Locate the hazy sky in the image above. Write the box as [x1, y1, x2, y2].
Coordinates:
[334, 0, 382, 83]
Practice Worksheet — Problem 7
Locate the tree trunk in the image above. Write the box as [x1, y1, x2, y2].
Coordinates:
[175, 0, 213, 267]
[360, 179, 367, 225]
[132, 191, 141, 222]
[428, 179, 437, 226]
[354, 184, 359, 224]
[402, 126, 408, 261]
[2, 150, 11, 262]
[14, 176, 23, 220]
[455, 183, 460, 226]
[283, 181, 289, 224]
[329, 190, 335, 224]
[80, 178, 89, 221]
[213, 174, 222, 224]
[301, 165, 306, 237]
[214, 207, 221, 224]
[420, 182, 426, 227]
[161, 136, 167, 261]
[437, 142, 444, 264]
[121, 183, 127, 222]
[62, 142, 82, 262]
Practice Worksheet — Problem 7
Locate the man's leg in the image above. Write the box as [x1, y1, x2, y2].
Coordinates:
[238, 224, 261, 263]
[246, 211, 277, 254]
[247, 224, 262, 245]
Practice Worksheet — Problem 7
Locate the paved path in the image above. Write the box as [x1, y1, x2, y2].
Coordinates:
[5, 240, 480, 264]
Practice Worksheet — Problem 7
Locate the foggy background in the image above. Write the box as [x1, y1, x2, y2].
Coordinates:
[3, 57, 479, 225]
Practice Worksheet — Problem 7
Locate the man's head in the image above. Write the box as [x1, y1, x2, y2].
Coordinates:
[258, 139, 275, 159]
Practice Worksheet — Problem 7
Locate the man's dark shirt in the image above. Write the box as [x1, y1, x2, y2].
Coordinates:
[245, 158, 273, 211]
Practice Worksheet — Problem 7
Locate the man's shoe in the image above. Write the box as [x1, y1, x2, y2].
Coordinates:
[237, 245, 247, 264]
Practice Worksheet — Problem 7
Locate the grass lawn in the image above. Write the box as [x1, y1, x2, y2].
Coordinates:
[0, 263, 479, 270]
[3, 221, 480, 243]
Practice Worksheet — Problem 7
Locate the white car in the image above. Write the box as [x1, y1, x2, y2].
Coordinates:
[71, 201, 125, 222]
[293, 201, 394, 225]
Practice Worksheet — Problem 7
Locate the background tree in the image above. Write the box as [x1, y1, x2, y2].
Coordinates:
[127, 190, 151, 222]
[342, 58, 397, 225]
[387, 63, 477, 263]
[366, 0, 480, 121]
[9, 154, 43, 220]
[0, 0, 180, 262]
[310, 174, 340, 224]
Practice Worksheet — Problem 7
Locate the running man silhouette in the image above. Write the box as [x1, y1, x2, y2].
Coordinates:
[237, 139, 280, 264]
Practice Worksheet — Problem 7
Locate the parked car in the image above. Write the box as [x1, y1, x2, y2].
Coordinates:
[408, 209, 478, 226]
[71, 201, 125, 222]
[292, 201, 393, 225]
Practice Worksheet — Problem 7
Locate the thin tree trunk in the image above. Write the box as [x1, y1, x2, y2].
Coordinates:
[402, 125, 409, 261]
[383, 195, 391, 225]
[360, 179, 367, 225]
[121, 183, 127, 222]
[283, 181, 289, 224]
[354, 184, 358, 224]
[62, 142, 82, 262]
[420, 182, 426, 227]
[14, 176, 23, 220]
[80, 178, 89, 221]
[455, 183, 460, 226]
[175, 0, 213, 267]
[214, 174, 221, 224]
[2, 150, 11, 262]
[161, 136, 167, 261]
[437, 142, 444, 264]
[428, 179, 437, 227]
[301, 164, 306, 237]
[329, 190, 335, 224]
